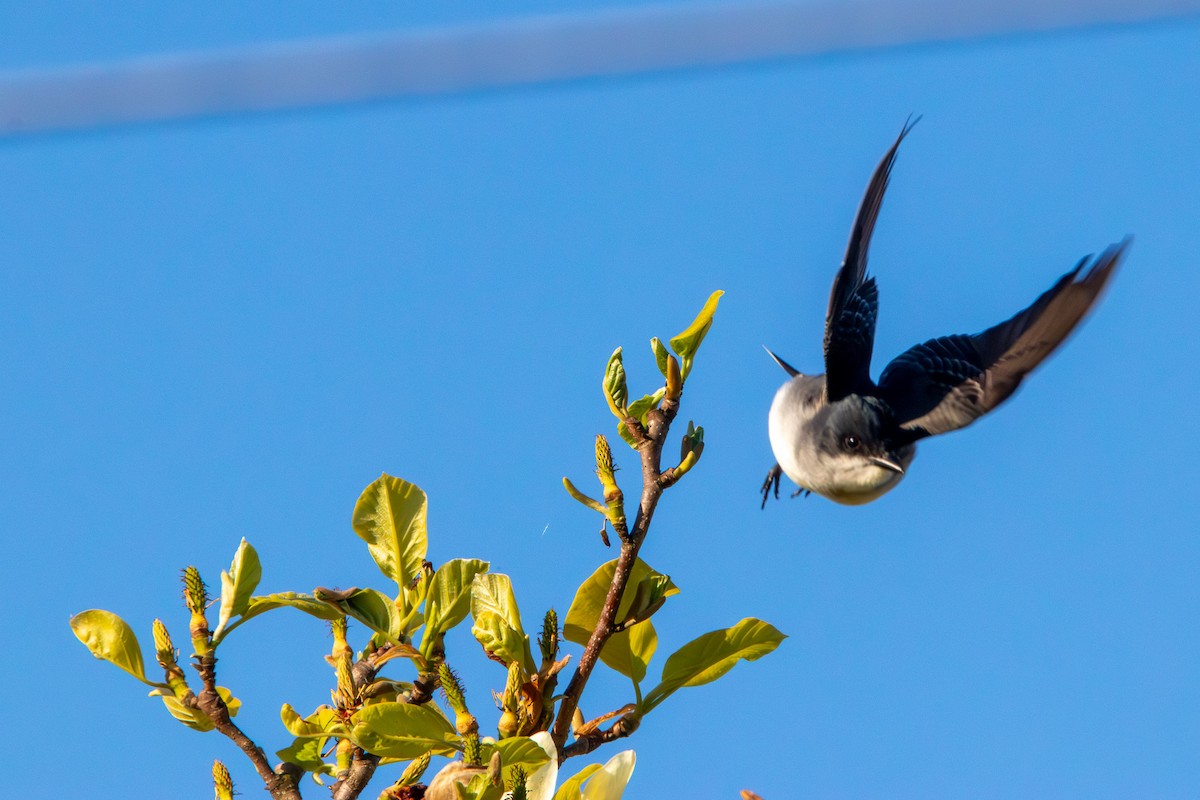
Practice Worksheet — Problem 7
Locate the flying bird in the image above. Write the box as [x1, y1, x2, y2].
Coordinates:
[762, 121, 1129, 507]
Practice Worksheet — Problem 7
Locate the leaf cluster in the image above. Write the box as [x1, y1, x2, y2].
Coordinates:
[69, 290, 784, 800]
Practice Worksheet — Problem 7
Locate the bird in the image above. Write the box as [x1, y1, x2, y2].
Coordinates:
[761, 120, 1129, 507]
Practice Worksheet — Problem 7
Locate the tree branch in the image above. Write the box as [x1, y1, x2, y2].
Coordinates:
[559, 712, 640, 760]
[192, 655, 303, 800]
[331, 750, 382, 800]
[550, 398, 679, 758]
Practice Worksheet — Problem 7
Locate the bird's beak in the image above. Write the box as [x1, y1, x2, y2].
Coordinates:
[762, 346, 802, 378]
[869, 456, 905, 475]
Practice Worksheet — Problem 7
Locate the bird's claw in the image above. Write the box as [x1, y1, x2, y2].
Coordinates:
[760, 464, 782, 509]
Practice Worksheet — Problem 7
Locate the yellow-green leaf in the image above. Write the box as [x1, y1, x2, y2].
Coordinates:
[627, 622, 657, 687]
[238, 592, 344, 625]
[602, 347, 628, 419]
[70, 609, 149, 684]
[485, 735, 552, 772]
[470, 574, 533, 672]
[563, 560, 678, 681]
[421, 559, 490, 658]
[276, 736, 337, 784]
[213, 538, 262, 642]
[627, 389, 665, 427]
[639, 618, 785, 714]
[471, 611, 530, 670]
[315, 588, 403, 642]
[650, 337, 670, 378]
[352, 473, 429, 589]
[281, 704, 343, 738]
[668, 290, 724, 378]
[156, 686, 240, 732]
[348, 702, 460, 759]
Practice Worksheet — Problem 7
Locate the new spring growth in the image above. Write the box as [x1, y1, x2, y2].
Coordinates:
[336, 738, 354, 776]
[182, 566, 212, 657]
[537, 608, 562, 730]
[620, 574, 672, 629]
[212, 760, 233, 800]
[487, 751, 504, 785]
[507, 766, 529, 800]
[603, 347, 629, 419]
[463, 732, 484, 767]
[539, 609, 559, 665]
[152, 618, 190, 692]
[330, 617, 357, 708]
[660, 421, 704, 488]
[669, 289, 724, 380]
[437, 662, 478, 736]
[397, 752, 432, 787]
[665, 353, 682, 402]
[497, 661, 523, 738]
[594, 435, 628, 542]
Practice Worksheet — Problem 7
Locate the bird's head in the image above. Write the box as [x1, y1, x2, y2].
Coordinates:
[814, 396, 916, 505]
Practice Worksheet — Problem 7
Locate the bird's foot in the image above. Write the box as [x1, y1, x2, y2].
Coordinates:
[791, 488, 811, 499]
[760, 464, 782, 509]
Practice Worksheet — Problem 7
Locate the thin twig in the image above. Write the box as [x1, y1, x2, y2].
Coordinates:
[560, 713, 640, 760]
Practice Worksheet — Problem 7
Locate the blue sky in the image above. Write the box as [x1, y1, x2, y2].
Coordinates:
[3, 3, 1199, 798]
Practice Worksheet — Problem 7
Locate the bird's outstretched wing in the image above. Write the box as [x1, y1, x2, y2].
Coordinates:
[876, 239, 1129, 439]
[824, 117, 919, 401]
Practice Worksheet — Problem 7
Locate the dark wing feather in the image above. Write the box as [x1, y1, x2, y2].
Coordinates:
[824, 117, 918, 400]
[877, 239, 1128, 438]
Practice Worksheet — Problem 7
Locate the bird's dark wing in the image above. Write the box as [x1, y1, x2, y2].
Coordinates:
[824, 118, 918, 401]
[876, 239, 1128, 439]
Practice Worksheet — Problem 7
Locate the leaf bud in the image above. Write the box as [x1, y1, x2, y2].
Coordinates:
[212, 760, 233, 800]
[398, 752, 432, 787]
[602, 347, 629, 419]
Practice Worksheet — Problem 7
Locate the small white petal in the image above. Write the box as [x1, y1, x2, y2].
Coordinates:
[582, 750, 635, 800]
[524, 731, 560, 800]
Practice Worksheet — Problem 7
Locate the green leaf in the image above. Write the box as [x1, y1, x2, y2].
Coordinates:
[668, 290, 724, 378]
[484, 735, 553, 772]
[471, 611, 529, 670]
[213, 538, 262, 642]
[461, 772, 505, 800]
[470, 574, 533, 672]
[70, 609, 149, 684]
[348, 702, 460, 759]
[316, 588, 403, 641]
[237, 592, 344, 626]
[650, 337, 670, 378]
[352, 473, 429, 589]
[622, 574, 672, 628]
[281, 704, 344, 739]
[421, 559, 490, 658]
[639, 618, 786, 714]
[563, 559, 678, 681]
[553, 764, 603, 800]
[276, 736, 337, 784]
[626, 621, 657, 687]
[627, 388, 666, 427]
[602, 347, 628, 418]
[155, 686, 240, 732]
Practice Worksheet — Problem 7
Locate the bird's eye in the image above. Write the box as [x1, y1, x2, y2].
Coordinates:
[843, 434, 861, 450]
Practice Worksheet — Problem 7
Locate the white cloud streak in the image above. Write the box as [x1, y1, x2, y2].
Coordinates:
[1, 0, 1197, 137]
